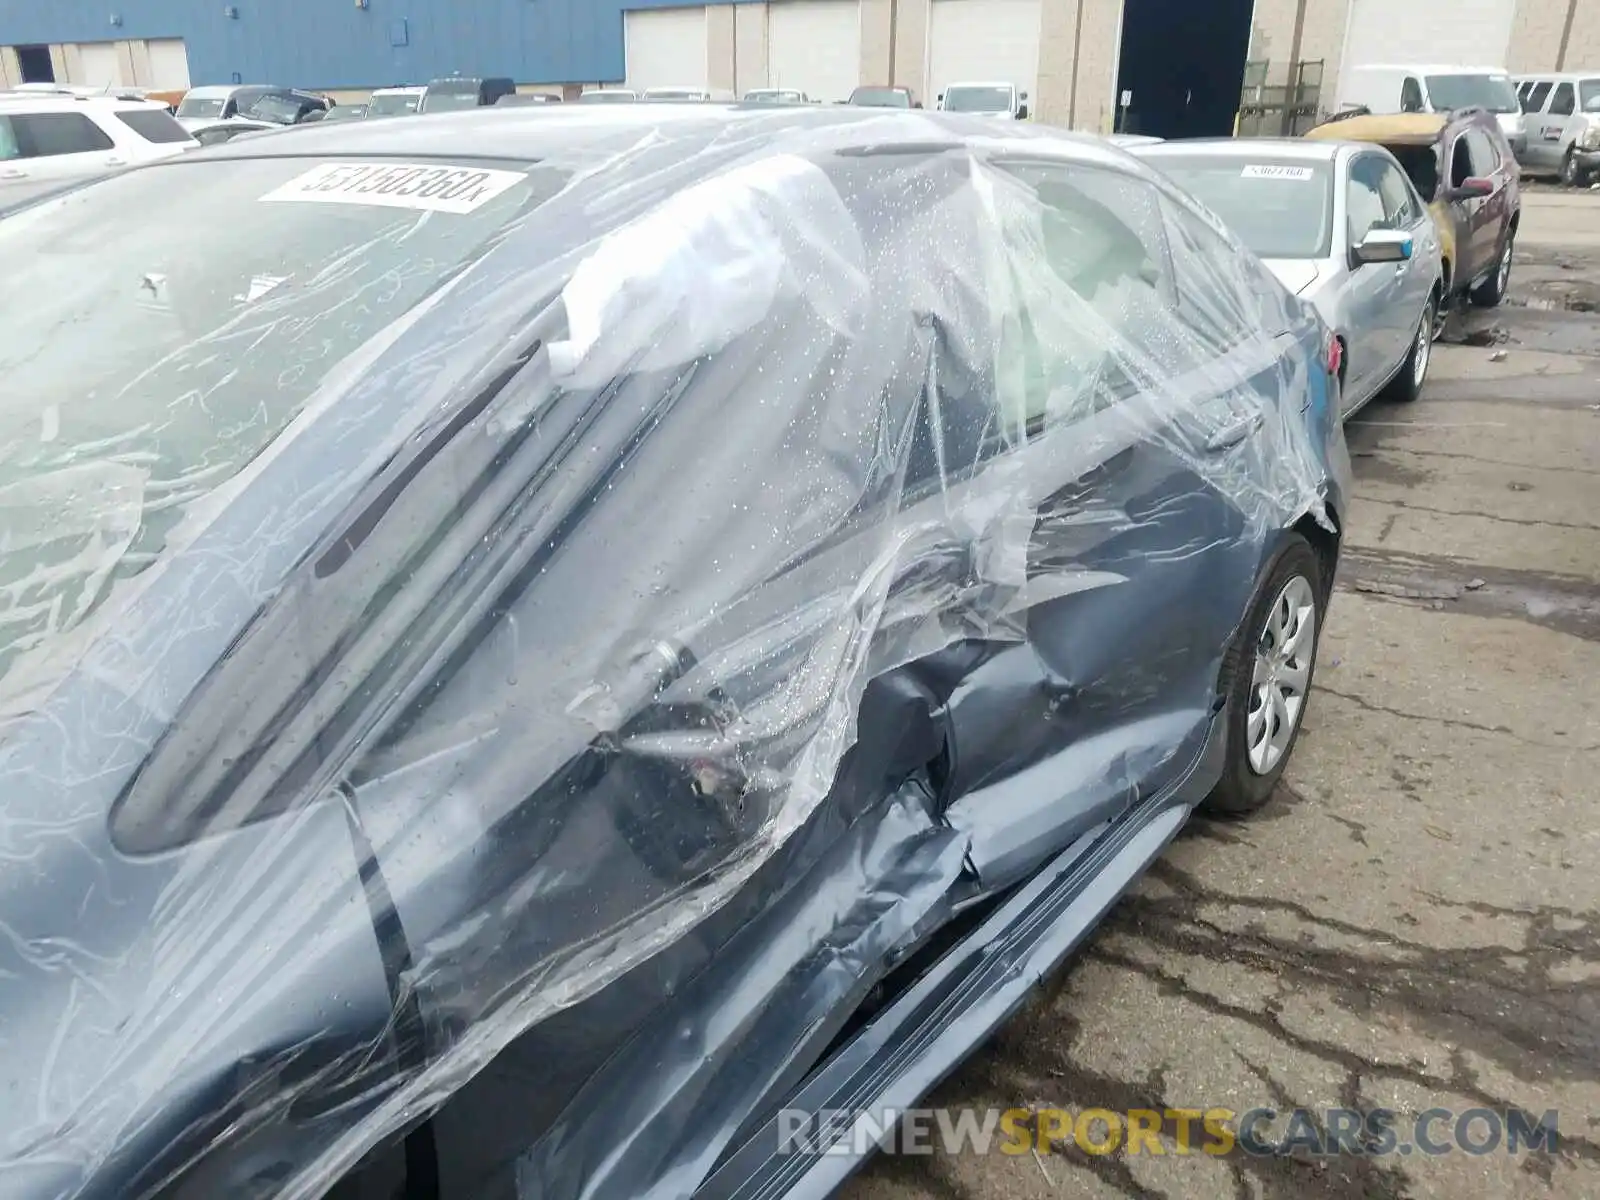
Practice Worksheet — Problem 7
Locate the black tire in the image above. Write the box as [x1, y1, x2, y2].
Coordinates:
[1383, 294, 1435, 403]
[1200, 535, 1326, 818]
[1432, 264, 1452, 340]
[1560, 148, 1590, 188]
[1470, 227, 1514, 308]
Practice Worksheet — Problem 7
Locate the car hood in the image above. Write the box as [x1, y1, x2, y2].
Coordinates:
[1263, 258, 1321, 296]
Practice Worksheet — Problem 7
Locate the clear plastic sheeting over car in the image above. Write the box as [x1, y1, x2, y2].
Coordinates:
[0, 106, 1343, 1200]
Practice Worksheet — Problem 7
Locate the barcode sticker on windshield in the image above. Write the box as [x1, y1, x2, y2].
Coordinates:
[259, 162, 526, 214]
[1241, 164, 1314, 181]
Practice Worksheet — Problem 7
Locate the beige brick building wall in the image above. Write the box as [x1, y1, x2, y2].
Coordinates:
[707, 4, 736, 90]
[639, 0, 1600, 126]
[892, 0, 932, 102]
[732, 2, 770, 90]
[860, 0, 894, 84]
[1508, 0, 1572, 70]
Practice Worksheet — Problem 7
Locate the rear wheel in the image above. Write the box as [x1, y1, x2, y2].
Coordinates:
[1383, 295, 1435, 403]
[1201, 536, 1325, 818]
[1470, 229, 1514, 307]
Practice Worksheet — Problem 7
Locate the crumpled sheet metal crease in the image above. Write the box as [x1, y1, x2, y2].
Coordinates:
[0, 108, 1335, 1199]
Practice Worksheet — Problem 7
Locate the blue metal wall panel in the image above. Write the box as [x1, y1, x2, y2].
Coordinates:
[0, 0, 761, 88]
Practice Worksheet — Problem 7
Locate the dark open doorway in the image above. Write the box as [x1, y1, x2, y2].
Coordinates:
[16, 45, 56, 84]
[1113, 0, 1255, 139]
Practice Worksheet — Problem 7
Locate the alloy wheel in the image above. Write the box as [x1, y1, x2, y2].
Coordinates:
[1498, 239, 1513, 292]
[1412, 304, 1433, 389]
[1246, 574, 1317, 775]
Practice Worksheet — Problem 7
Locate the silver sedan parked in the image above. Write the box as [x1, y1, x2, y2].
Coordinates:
[1132, 138, 1443, 418]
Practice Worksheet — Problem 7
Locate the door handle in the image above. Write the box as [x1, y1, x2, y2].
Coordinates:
[0, 168, 24, 180]
[105, 156, 127, 167]
[1204, 412, 1264, 453]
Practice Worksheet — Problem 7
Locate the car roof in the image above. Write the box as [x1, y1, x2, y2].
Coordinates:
[1516, 70, 1600, 81]
[0, 92, 161, 113]
[945, 81, 1016, 88]
[1304, 112, 1450, 144]
[172, 104, 1142, 175]
[184, 84, 269, 98]
[1133, 137, 1341, 161]
[1353, 63, 1510, 74]
[371, 85, 425, 94]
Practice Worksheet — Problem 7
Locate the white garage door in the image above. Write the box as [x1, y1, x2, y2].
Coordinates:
[1338, 0, 1516, 101]
[147, 38, 191, 90]
[625, 6, 708, 91]
[926, 0, 1041, 106]
[76, 42, 122, 88]
[767, 1, 861, 104]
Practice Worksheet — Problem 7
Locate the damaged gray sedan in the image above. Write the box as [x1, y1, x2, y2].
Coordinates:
[0, 106, 1350, 1200]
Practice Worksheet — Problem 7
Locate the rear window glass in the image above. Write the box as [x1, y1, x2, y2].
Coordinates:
[1138, 155, 1333, 259]
[2, 111, 116, 158]
[0, 156, 565, 699]
[421, 90, 483, 112]
[176, 96, 226, 119]
[369, 91, 422, 116]
[850, 88, 911, 108]
[116, 107, 195, 144]
[943, 86, 1014, 112]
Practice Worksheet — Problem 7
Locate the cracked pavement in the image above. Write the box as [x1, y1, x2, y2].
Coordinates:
[843, 191, 1600, 1199]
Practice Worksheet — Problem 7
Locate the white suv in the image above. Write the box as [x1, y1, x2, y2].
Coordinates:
[0, 93, 197, 209]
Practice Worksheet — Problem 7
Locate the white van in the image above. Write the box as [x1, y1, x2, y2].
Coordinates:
[1339, 65, 1526, 158]
[1513, 72, 1600, 184]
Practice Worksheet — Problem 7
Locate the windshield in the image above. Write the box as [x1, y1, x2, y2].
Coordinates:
[0, 155, 561, 700]
[850, 88, 910, 108]
[746, 90, 800, 103]
[176, 96, 226, 119]
[369, 91, 422, 116]
[1143, 156, 1334, 259]
[943, 86, 1014, 112]
[646, 89, 702, 100]
[421, 88, 483, 112]
[578, 91, 636, 103]
[1425, 74, 1520, 114]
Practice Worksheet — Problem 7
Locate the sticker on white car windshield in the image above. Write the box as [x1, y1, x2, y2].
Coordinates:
[259, 162, 526, 214]
[1241, 164, 1314, 181]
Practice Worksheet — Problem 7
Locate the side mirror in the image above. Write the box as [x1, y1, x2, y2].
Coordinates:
[1019, 91, 1029, 101]
[1352, 228, 1414, 266]
[1447, 176, 1495, 200]
[937, 92, 944, 103]
[1016, 105, 1030, 120]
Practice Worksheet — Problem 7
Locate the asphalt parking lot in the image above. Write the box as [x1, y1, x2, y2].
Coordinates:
[845, 189, 1600, 1200]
